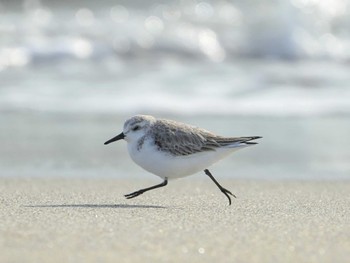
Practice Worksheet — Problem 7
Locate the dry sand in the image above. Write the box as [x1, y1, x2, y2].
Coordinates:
[1, 178, 349, 263]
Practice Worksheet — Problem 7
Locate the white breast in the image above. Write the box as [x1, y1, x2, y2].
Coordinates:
[127, 139, 241, 179]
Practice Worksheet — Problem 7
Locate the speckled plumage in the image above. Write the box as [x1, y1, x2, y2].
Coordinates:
[142, 118, 260, 156]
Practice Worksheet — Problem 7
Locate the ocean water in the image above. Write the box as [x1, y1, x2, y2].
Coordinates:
[1, 0, 350, 180]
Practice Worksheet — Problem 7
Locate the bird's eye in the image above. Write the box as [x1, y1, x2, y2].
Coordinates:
[132, 125, 141, 131]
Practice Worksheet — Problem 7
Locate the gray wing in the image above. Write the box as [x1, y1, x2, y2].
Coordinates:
[151, 120, 261, 156]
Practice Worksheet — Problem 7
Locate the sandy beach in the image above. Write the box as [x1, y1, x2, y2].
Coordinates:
[1, 178, 349, 263]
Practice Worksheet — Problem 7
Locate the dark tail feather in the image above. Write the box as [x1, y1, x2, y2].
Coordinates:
[214, 136, 262, 147]
[242, 136, 262, 145]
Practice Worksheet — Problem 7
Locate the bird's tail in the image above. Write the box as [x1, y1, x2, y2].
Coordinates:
[239, 136, 262, 145]
[219, 136, 262, 149]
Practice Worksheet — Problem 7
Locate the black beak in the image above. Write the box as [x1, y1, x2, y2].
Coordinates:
[104, 132, 125, 145]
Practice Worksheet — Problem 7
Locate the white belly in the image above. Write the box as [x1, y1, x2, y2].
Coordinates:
[127, 140, 242, 179]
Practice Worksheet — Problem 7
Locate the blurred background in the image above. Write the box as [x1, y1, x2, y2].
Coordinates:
[0, 0, 349, 180]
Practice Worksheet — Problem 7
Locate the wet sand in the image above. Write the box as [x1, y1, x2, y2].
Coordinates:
[1, 178, 349, 263]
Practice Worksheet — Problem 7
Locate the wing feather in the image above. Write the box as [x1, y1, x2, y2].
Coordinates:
[151, 119, 261, 156]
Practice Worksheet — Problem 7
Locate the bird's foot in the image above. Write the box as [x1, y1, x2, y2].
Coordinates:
[124, 190, 144, 199]
[220, 187, 236, 206]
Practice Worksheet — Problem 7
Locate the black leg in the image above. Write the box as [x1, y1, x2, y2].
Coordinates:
[125, 178, 168, 199]
[204, 169, 236, 205]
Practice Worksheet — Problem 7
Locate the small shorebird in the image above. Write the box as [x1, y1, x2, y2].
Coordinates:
[104, 115, 261, 205]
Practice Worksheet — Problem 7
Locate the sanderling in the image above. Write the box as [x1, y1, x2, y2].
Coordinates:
[104, 115, 261, 205]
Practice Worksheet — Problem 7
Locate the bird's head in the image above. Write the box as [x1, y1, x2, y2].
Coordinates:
[104, 115, 155, 145]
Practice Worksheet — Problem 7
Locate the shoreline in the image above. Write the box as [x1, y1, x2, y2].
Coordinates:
[1, 178, 349, 263]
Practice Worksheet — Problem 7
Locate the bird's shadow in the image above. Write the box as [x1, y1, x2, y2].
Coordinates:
[24, 204, 166, 209]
